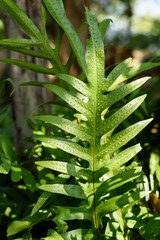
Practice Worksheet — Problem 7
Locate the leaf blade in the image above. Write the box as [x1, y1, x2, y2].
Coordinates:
[97, 119, 152, 158]
[102, 77, 150, 110]
[35, 160, 90, 180]
[34, 115, 92, 142]
[43, 83, 91, 117]
[0, 59, 56, 74]
[109, 62, 160, 90]
[97, 191, 149, 215]
[56, 73, 90, 96]
[98, 95, 147, 137]
[43, 0, 87, 75]
[0, 0, 42, 39]
[34, 136, 92, 162]
[39, 184, 86, 199]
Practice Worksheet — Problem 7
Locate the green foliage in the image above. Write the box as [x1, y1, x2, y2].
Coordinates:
[0, 0, 160, 239]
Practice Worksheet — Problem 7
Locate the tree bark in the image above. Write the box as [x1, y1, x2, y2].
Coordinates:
[2, 0, 92, 151]
[3, 0, 51, 151]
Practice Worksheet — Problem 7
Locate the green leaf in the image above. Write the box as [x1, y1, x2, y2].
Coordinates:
[35, 160, 90, 180]
[39, 184, 86, 199]
[56, 73, 90, 96]
[109, 61, 160, 90]
[102, 77, 150, 110]
[85, 7, 105, 86]
[97, 119, 152, 158]
[41, 1, 48, 39]
[0, 59, 56, 74]
[149, 150, 159, 175]
[97, 191, 149, 215]
[11, 164, 22, 182]
[54, 206, 92, 221]
[0, 135, 17, 161]
[0, 156, 11, 174]
[35, 135, 91, 162]
[22, 168, 37, 192]
[0, 38, 42, 47]
[98, 95, 146, 137]
[0, 0, 42, 39]
[0, 4, 156, 236]
[103, 58, 132, 91]
[31, 174, 69, 216]
[31, 192, 52, 216]
[0, 46, 51, 59]
[34, 115, 92, 142]
[97, 167, 143, 198]
[102, 144, 142, 171]
[66, 22, 87, 70]
[43, 0, 87, 75]
[7, 210, 51, 236]
[43, 84, 91, 117]
[99, 19, 112, 40]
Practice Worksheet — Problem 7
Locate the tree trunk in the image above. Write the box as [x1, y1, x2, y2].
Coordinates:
[3, 0, 92, 151]
[3, 0, 51, 151]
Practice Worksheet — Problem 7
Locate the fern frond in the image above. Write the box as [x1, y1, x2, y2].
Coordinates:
[1, 0, 157, 238]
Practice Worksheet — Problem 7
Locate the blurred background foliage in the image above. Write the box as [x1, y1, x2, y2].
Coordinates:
[0, 0, 160, 239]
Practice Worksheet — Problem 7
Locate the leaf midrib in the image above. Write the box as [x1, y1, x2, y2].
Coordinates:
[92, 41, 99, 238]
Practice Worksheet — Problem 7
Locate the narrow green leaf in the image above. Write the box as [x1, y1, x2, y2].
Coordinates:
[34, 115, 92, 142]
[97, 167, 143, 198]
[56, 73, 90, 96]
[34, 135, 91, 162]
[31, 174, 69, 216]
[66, 22, 87, 70]
[97, 191, 149, 215]
[0, 46, 51, 59]
[103, 58, 132, 90]
[85, 7, 105, 86]
[149, 150, 159, 175]
[22, 168, 36, 192]
[11, 164, 22, 182]
[0, 59, 56, 74]
[7, 210, 51, 236]
[0, 135, 17, 161]
[102, 144, 142, 171]
[99, 19, 112, 40]
[43, 84, 91, 117]
[54, 206, 92, 221]
[31, 192, 52, 216]
[0, 0, 42, 39]
[0, 38, 42, 47]
[20, 81, 46, 88]
[39, 184, 86, 199]
[109, 61, 160, 90]
[102, 77, 150, 110]
[41, 1, 48, 37]
[97, 119, 152, 158]
[43, 0, 87, 75]
[35, 160, 89, 180]
[98, 95, 146, 137]
[0, 157, 11, 174]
